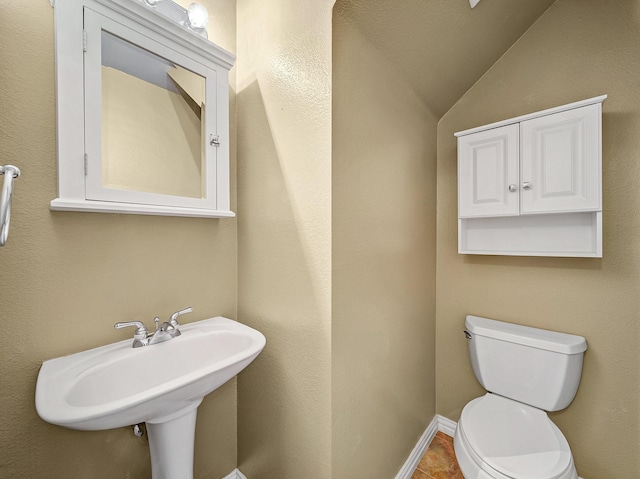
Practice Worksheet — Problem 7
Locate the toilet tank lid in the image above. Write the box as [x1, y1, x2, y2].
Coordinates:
[465, 315, 587, 354]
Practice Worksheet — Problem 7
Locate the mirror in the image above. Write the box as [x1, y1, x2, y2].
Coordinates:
[101, 31, 206, 199]
[50, 0, 235, 218]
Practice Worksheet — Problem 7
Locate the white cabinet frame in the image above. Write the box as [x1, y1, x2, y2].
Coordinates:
[455, 95, 606, 257]
[50, 0, 235, 218]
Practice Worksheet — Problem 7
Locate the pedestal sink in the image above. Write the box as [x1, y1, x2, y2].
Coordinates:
[35, 316, 265, 479]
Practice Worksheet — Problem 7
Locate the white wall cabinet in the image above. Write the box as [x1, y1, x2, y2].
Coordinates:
[456, 95, 606, 257]
[50, 0, 235, 218]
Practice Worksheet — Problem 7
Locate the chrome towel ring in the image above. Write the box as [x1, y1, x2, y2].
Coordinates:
[0, 165, 21, 246]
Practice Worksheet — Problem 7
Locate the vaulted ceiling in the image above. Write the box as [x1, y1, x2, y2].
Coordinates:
[334, 0, 557, 117]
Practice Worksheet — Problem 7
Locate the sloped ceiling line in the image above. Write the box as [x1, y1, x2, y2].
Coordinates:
[334, 0, 557, 117]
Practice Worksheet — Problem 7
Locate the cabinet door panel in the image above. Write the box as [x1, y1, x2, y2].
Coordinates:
[458, 124, 519, 218]
[520, 104, 601, 214]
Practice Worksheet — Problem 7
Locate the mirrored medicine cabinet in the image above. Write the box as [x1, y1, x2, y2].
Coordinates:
[50, 0, 236, 217]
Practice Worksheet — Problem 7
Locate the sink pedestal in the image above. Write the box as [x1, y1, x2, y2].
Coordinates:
[146, 400, 202, 479]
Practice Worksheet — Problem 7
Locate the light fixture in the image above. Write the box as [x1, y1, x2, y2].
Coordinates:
[138, 0, 209, 39]
[187, 3, 209, 31]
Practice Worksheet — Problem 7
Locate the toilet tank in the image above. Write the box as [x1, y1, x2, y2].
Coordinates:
[465, 315, 587, 412]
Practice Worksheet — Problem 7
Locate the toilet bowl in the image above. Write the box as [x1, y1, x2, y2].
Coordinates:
[454, 316, 587, 479]
[454, 394, 577, 479]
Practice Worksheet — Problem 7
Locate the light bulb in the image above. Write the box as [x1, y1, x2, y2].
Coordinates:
[187, 3, 209, 30]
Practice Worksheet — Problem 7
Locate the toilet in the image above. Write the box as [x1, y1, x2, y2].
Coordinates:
[454, 315, 587, 479]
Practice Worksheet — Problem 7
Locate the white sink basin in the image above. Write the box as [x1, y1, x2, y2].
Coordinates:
[36, 316, 265, 431]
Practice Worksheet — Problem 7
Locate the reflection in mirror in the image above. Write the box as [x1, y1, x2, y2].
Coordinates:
[101, 31, 206, 198]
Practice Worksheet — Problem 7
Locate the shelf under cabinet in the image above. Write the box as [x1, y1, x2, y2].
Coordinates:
[458, 212, 602, 258]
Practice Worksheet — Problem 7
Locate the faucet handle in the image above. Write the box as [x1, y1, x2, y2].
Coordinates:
[169, 307, 193, 327]
[114, 321, 149, 341]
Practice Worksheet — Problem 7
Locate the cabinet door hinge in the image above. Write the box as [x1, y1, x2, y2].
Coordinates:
[84, 153, 88, 175]
[83, 29, 87, 52]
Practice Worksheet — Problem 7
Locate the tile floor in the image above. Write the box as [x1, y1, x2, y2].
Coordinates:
[410, 431, 465, 479]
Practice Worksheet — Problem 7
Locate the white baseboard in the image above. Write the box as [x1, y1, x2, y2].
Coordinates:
[395, 414, 457, 479]
[436, 414, 457, 437]
[222, 469, 247, 479]
[229, 421, 582, 479]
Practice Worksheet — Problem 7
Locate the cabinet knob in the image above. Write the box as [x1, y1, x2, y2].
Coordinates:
[508, 184, 518, 192]
[522, 182, 532, 190]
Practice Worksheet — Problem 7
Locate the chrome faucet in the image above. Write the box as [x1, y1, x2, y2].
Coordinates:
[114, 307, 193, 348]
[113, 320, 150, 348]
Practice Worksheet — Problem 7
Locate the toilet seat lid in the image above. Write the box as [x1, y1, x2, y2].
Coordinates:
[460, 393, 574, 479]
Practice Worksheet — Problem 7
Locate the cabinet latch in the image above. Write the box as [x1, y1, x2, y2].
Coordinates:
[209, 135, 220, 147]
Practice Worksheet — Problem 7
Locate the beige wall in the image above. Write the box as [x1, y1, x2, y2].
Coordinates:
[436, 0, 640, 477]
[236, 0, 333, 477]
[0, 0, 238, 477]
[332, 12, 437, 479]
